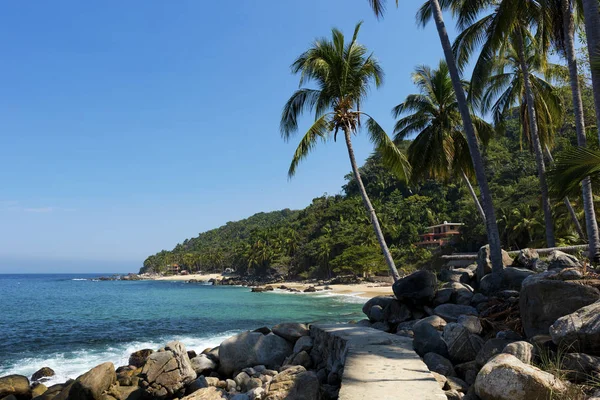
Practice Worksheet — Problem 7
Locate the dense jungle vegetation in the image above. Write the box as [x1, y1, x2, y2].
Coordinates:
[141, 81, 597, 278]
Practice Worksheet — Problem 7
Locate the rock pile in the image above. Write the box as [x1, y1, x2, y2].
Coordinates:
[358, 246, 600, 400]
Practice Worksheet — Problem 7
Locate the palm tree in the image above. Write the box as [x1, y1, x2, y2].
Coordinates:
[280, 22, 409, 282]
[581, 0, 600, 143]
[393, 61, 493, 222]
[367, 0, 505, 278]
[476, 31, 587, 240]
[552, 0, 600, 260]
[453, 0, 557, 247]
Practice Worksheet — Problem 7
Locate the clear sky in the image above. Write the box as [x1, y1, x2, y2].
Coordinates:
[0, 1, 461, 273]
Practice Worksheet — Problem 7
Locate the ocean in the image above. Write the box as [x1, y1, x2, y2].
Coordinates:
[0, 274, 364, 384]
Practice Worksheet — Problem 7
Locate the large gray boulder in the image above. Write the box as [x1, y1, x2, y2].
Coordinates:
[561, 353, 600, 382]
[141, 342, 197, 399]
[443, 323, 484, 364]
[474, 354, 568, 400]
[219, 331, 293, 376]
[440, 268, 473, 284]
[272, 323, 309, 342]
[361, 296, 394, 319]
[547, 250, 582, 270]
[433, 304, 478, 323]
[69, 362, 116, 400]
[413, 321, 448, 358]
[265, 366, 319, 400]
[180, 387, 227, 400]
[383, 299, 412, 324]
[392, 270, 437, 305]
[0, 375, 30, 399]
[423, 353, 456, 377]
[476, 245, 513, 282]
[128, 349, 153, 368]
[31, 368, 55, 383]
[550, 300, 600, 355]
[513, 248, 539, 270]
[520, 273, 600, 337]
[190, 355, 217, 376]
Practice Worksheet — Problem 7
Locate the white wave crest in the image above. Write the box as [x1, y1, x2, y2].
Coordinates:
[0, 331, 239, 386]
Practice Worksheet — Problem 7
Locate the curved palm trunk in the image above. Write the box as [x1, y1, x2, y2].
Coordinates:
[430, 0, 504, 276]
[581, 0, 600, 143]
[561, 0, 600, 261]
[343, 129, 401, 282]
[515, 28, 556, 248]
[461, 169, 486, 222]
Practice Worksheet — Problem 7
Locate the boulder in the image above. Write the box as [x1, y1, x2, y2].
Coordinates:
[141, 342, 197, 399]
[520, 273, 600, 337]
[368, 305, 384, 322]
[547, 250, 582, 270]
[290, 351, 312, 368]
[31, 385, 48, 400]
[266, 366, 319, 400]
[0, 376, 30, 399]
[502, 267, 535, 290]
[476, 339, 515, 368]
[219, 331, 293, 376]
[272, 323, 309, 342]
[180, 387, 227, 400]
[361, 296, 394, 318]
[35, 382, 71, 400]
[433, 304, 478, 322]
[382, 300, 412, 324]
[423, 353, 455, 377]
[414, 315, 447, 331]
[443, 323, 484, 364]
[457, 315, 482, 335]
[513, 248, 539, 270]
[476, 244, 512, 282]
[31, 368, 55, 383]
[293, 336, 313, 354]
[433, 288, 453, 306]
[413, 321, 448, 358]
[454, 361, 479, 386]
[440, 268, 473, 284]
[445, 376, 468, 393]
[190, 355, 217, 376]
[561, 353, 600, 382]
[550, 300, 600, 355]
[128, 349, 153, 369]
[474, 354, 568, 400]
[502, 341, 534, 365]
[186, 377, 209, 395]
[69, 362, 116, 400]
[392, 270, 437, 305]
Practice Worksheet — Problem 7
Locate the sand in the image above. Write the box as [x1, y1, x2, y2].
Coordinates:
[154, 273, 393, 299]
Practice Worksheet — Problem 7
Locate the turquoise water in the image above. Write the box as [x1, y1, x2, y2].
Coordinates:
[0, 274, 363, 383]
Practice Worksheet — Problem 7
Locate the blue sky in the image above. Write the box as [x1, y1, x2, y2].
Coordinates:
[0, 1, 461, 273]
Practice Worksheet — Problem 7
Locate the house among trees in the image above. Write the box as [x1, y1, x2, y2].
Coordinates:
[166, 264, 180, 275]
[416, 221, 463, 248]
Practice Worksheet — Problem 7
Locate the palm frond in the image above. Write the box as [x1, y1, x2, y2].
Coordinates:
[364, 115, 411, 180]
[548, 146, 600, 198]
[288, 114, 332, 178]
[281, 89, 322, 140]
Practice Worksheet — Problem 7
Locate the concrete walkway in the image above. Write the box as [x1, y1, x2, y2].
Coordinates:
[312, 324, 446, 400]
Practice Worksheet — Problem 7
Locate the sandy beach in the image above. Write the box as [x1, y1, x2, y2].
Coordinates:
[154, 273, 392, 298]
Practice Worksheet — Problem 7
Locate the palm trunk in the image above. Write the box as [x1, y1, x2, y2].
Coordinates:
[544, 146, 586, 239]
[343, 129, 401, 282]
[581, 0, 600, 144]
[461, 169, 486, 222]
[430, 0, 504, 276]
[515, 28, 556, 248]
[561, 0, 600, 260]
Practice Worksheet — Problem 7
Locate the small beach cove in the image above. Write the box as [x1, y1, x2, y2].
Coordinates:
[0, 274, 366, 385]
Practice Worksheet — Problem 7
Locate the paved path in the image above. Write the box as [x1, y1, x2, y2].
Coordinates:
[312, 324, 446, 400]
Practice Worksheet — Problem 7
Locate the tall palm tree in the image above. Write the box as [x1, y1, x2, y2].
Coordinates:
[477, 32, 587, 240]
[453, 0, 557, 247]
[280, 22, 409, 282]
[367, 0, 505, 278]
[552, 0, 600, 260]
[581, 0, 600, 143]
[393, 61, 493, 222]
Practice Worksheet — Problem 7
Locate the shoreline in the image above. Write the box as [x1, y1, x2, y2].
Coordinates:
[152, 273, 393, 299]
